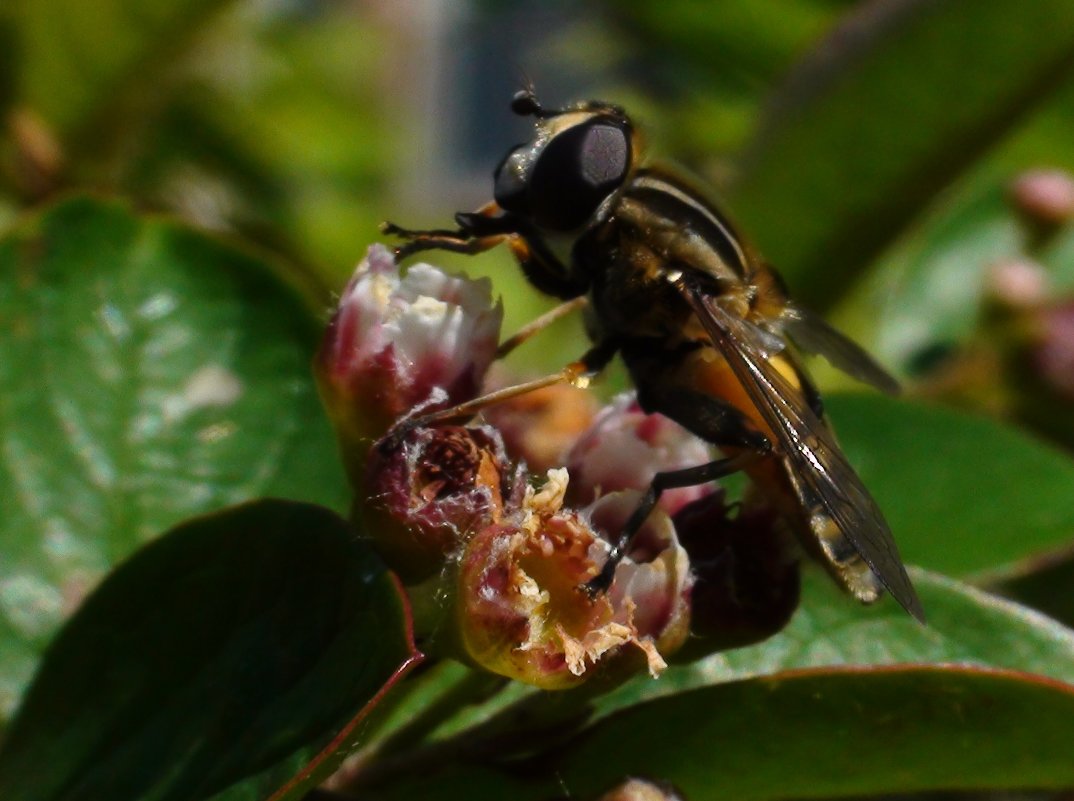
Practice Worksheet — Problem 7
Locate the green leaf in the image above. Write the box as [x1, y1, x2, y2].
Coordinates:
[366, 667, 1074, 801]
[0, 500, 421, 801]
[606, 569, 1074, 711]
[0, 196, 348, 720]
[7, 0, 234, 143]
[826, 393, 1074, 578]
[731, 0, 1074, 308]
[549, 667, 1074, 801]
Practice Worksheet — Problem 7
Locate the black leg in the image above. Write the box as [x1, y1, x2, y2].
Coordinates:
[583, 451, 760, 596]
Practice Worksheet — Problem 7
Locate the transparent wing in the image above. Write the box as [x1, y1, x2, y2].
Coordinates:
[782, 305, 900, 396]
[677, 277, 924, 622]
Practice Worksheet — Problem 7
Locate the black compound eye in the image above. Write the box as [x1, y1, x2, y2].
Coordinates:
[493, 145, 532, 215]
[529, 120, 630, 230]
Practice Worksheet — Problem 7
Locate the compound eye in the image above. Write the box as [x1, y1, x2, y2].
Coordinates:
[529, 120, 630, 230]
[493, 145, 532, 215]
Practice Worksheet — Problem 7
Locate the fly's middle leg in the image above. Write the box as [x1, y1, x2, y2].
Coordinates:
[583, 452, 761, 596]
[582, 385, 773, 596]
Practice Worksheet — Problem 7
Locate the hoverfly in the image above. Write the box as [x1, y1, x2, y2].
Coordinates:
[384, 90, 924, 622]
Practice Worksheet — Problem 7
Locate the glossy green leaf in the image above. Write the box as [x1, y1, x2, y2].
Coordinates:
[7, 0, 233, 142]
[0, 196, 347, 720]
[368, 666, 1074, 801]
[604, 568, 1074, 710]
[731, 0, 1074, 308]
[826, 393, 1074, 577]
[552, 667, 1074, 801]
[0, 500, 420, 801]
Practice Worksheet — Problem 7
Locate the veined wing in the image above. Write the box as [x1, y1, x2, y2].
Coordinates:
[782, 304, 901, 396]
[677, 275, 925, 622]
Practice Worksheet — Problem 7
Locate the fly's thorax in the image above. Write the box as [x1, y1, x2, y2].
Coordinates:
[576, 220, 692, 341]
[747, 262, 793, 323]
[616, 169, 752, 283]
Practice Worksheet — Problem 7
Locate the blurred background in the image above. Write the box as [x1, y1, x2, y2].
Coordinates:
[6, 0, 1074, 377]
[0, 0, 933, 342]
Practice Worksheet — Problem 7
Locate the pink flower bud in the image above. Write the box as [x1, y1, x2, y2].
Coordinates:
[316, 244, 503, 477]
[565, 393, 715, 516]
[598, 778, 684, 801]
[1010, 168, 1074, 228]
[987, 259, 1050, 310]
[457, 472, 691, 689]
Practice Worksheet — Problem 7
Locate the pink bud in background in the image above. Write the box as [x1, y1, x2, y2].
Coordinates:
[1010, 168, 1074, 229]
[1034, 301, 1074, 402]
[597, 778, 685, 801]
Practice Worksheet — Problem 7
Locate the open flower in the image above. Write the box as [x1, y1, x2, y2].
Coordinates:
[316, 244, 502, 480]
[457, 470, 691, 689]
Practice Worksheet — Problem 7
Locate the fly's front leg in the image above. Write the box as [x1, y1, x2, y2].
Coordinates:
[384, 203, 587, 301]
[382, 202, 520, 260]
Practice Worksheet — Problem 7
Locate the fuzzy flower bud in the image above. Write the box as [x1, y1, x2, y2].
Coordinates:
[457, 471, 691, 689]
[1010, 168, 1074, 229]
[565, 392, 715, 515]
[316, 244, 503, 479]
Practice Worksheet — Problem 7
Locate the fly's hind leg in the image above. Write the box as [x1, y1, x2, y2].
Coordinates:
[583, 388, 773, 595]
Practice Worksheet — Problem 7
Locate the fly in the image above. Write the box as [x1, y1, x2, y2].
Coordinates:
[383, 89, 925, 622]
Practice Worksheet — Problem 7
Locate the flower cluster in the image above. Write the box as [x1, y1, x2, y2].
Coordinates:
[316, 245, 800, 688]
